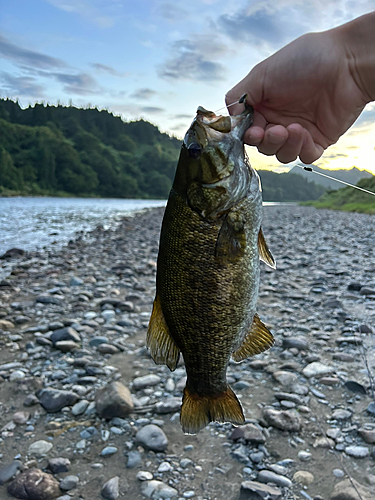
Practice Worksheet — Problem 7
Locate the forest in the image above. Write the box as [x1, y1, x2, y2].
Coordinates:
[0, 99, 328, 201]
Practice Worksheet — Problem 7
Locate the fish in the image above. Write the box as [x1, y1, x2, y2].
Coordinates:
[147, 99, 276, 434]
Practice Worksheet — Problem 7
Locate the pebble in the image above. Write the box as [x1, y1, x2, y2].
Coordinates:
[330, 478, 372, 500]
[12, 411, 30, 424]
[262, 408, 302, 431]
[101, 476, 120, 500]
[101, 446, 118, 456]
[240, 481, 282, 500]
[133, 374, 161, 390]
[7, 469, 60, 499]
[293, 470, 314, 485]
[344, 445, 369, 458]
[48, 457, 71, 474]
[28, 440, 53, 457]
[258, 470, 292, 488]
[298, 451, 311, 461]
[0, 460, 22, 485]
[71, 399, 89, 416]
[127, 450, 142, 469]
[302, 362, 334, 378]
[59, 475, 79, 490]
[37, 388, 80, 412]
[95, 381, 134, 418]
[140, 480, 178, 499]
[136, 424, 168, 452]
[137, 471, 153, 481]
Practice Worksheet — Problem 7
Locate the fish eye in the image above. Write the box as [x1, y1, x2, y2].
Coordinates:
[188, 142, 202, 159]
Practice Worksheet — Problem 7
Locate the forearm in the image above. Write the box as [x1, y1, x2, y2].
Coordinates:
[334, 12, 375, 103]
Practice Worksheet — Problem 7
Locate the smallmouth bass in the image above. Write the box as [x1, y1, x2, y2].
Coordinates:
[147, 101, 276, 434]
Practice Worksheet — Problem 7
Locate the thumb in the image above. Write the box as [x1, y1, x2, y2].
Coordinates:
[225, 66, 263, 115]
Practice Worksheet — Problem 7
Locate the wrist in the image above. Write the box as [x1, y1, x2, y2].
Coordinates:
[334, 12, 375, 103]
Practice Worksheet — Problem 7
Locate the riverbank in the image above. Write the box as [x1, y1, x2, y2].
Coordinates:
[0, 205, 374, 500]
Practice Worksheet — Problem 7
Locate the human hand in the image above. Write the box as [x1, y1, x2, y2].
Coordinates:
[226, 23, 371, 164]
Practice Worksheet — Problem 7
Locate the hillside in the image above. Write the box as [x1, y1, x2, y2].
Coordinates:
[307, 175, 375, 214]
[289, 164, 372, 189]
[0, 99, 327, 202]
[0, 99, 181, 199]
[258, 169, 326, 202]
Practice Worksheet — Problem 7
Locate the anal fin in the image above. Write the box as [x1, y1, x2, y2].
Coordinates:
[232, 313, 274, 362]
[147, 295, 180, 371]
[258, 227, 276, 269]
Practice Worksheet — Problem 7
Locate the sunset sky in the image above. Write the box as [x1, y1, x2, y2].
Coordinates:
[1, 0, 375, 174]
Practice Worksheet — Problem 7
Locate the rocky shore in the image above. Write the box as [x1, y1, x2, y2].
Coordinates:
[0, 205, 374, 500]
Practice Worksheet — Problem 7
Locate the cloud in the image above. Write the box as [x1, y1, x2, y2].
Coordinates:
[0, 72, 45, 97]
[140, 106, 165, 114]
[218, 4, 310, 49]
[157, 3, 189, 22]
[158, 36, 227, 81]
[172, 113, 192, 119]
[90, 63, 126, 77]
[45, 0, 115, 28]
[0, 35, 66, 70]
[52, 72, 100, 95]
[130, 88, 157, 100]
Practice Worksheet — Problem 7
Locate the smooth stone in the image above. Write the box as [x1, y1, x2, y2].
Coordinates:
[48, 457, 71, 474]
[258, 470, 292, 488]
[0, 461, 22, 485]
[333, 353, 355, 362]
[154, 398, 181, 414]
[135, 424, 168, 452]
[95, 381, 134, 419]
[332, 409, 352, 420]
[101, 446, 118, 457]
[230, 424, 266, 444]
[71, 400, 89, 416]
[359, 324, 373, 333]
[333, 469, 345, 478]
[272, 371, 299, 386]
[55, 340, 79, 352]
[302, 362, 334, 378]
[0, 319, 15, 329]
[10, 370, 26, 381]
[345, 445, 369, 458]
[59, 475, 79, 491]
[13, 411, 30, 424]
[240, 480, 282, 500]
[158, 462, 173, 472]
[262, 408, 302, 432]
[70, 276, 83, 286]
[136, 471, 153, 481]
[367, 402, 375, 415]
[140, 480, 178, 499]
[101, 476, 119, 500]
[298, 451, 311, 462]
[133, 374, 161, 390]
[89, 336, 108, 347]
[7, 469, 60, 499]
[344, 381, 367, 394]
[28, 440, 53, 457]
[293, 471, 314, 485]
[97, 344, 119, 354]
[126, 450, 142, 469]
[50, 327, 80, 344]
[358, 428, 375, 444]
[37, 389, 80, 412]
[330, 478, 372, 500]
[282, 338, 309, 350]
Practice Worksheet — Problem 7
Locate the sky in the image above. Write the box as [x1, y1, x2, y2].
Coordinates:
[1, 0, 375, 174]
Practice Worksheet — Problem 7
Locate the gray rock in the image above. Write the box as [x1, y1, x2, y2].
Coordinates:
[282, 338, 309, 350]
[230, 424, 266, 444]
[37, 389, 80, 412]
[133, 374, 161, 390]
[95, 381, 134, 419]
[7, 468, 60, 500]
[330, 478, 372, 500]
[97, 344, 120, 354]
[55, 340, 79, 352]
[50, 327, 80, 344]
[332, 409, 352, 420]
[262, 408, 302, 432]
[272, 371, 299, 386]
[13, 411, 30, 424]
[126, 450, 142, 469]
[137, 471, 153, 481]
[345, 445, 369, 458]
[258, 470, 292, 488]
[59, 475, 79, 491]
[293, 471, 314, 485]
[101, 476, 119, 500]
[240, 480, 282, 500]
[358, 428, 375, 444]
[154, 398, 181, 414]
[136, 424, 168, 452]
[28, 440, 53, 457]
[0, 461, 22, 485]
[48, 458, 71, 474]
[36, 295, 63, 305]
[140, 480, 178, 499]
[302, 362, 334, 378]
[100, 446, 118, 457]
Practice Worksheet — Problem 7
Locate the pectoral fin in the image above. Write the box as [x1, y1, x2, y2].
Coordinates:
[147, 295, 180, 371]
[258, 227, 276, 269]
[232, 314, 274, 362]
[215, 213, 246, 264]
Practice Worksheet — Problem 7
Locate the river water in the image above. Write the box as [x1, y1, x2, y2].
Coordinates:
[0, 197, 167, 256]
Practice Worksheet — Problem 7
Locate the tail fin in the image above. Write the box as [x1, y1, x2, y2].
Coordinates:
[180, 386, 245, 434]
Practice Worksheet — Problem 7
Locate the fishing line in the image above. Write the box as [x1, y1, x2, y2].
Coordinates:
[215, 94, 247, 114]
[294, 164, 375, 197]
